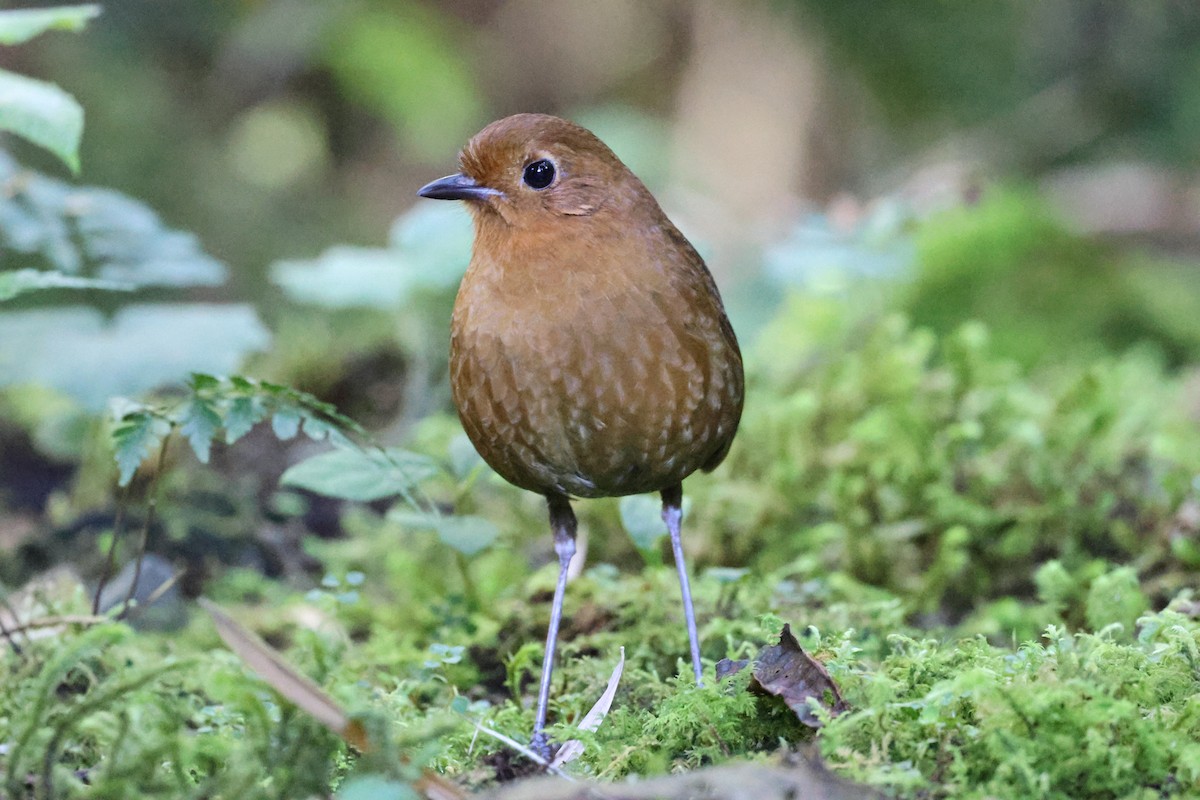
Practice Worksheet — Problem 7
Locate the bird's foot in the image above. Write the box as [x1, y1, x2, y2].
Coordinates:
[529, 731, 553, 765]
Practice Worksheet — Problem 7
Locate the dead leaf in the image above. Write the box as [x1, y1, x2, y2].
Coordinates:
[198, 597, 371, 750]
[714, 657, 749, 681]
[749, 624, 848, 727]
[551, 646, 625, 768]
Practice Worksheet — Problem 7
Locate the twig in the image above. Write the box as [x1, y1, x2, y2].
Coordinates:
[0, 587, 27, 654]
[1, 615, 107, 635]
[120, 570, 182, 624]
[454, 551, 481, 611]
[120, 435, 171, 619]
[93, 484, 131, 614]
[469, 722, 575, 781]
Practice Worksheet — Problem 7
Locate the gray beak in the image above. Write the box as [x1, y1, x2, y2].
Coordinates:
[417, 172, 502, 201]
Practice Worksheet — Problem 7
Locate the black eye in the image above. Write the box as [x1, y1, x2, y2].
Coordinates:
[522, 159, 555, 190]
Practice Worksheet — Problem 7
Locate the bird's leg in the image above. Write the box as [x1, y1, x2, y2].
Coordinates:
[662, 483, 704, 685]
[531, 494, 577, 761]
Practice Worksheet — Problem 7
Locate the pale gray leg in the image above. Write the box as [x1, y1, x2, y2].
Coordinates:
[662, 484, 703, 685]
[530, 494, 577, 760]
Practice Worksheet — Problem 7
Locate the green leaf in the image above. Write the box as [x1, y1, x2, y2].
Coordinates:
[705, 567, 751, 584]
[301, 414, 352, 446]
[224, 396, 265, 444]
[229, 375, 255, 391]
[278, 385, 368, 439]
[447, 433, 483, 480]
[0, 304, 270, 410]
[280, 447, 437, 501]
[0, 68, 83, 173]
[620, 495, 663, 551]
[619, 494, 693, 559]
[270, 202, 472, 310]
[177, 395, 221, 464]
[0, 5, 100, 45]
[390, 511, 499, 557]
[0, 151, 229, 284]
[0, 268, 133, 301]
[110, 407, 172, 485]
[432, 515, 500, 557]
[386, 202, 473, 287]
[271, 246, 409, 310]
[271, 407, 301, 440]
[188, 372, 221, 391]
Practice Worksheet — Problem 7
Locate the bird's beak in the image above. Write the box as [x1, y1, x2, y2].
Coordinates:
[417, 172, 502, 201]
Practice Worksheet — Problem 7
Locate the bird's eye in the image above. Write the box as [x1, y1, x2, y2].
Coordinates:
[522, 159, 555, 190]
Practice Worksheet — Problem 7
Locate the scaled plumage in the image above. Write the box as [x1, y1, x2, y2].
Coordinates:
[448, 114, 742, 496]
[419, 113, 744, 758]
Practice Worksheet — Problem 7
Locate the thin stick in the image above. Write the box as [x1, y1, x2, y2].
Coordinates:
[1, 614, 107, 635]
[120, 435, 171, 619]
[120, 570, 182, 624]
[93, 484, 131, 614]
[0, 590, 24, 655]
[469, 722, 574, 781]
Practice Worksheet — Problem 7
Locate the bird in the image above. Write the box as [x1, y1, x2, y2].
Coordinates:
[417, 113, 744, 758]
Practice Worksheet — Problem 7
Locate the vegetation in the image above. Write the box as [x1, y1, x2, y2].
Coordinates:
[3, 4, 1200, 799]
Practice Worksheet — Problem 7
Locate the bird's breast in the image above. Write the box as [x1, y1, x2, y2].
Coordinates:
[449, 254, 741, 499]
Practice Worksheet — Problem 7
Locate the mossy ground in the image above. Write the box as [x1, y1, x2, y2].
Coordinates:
[5, 301, 1200, 798]
[5, 194, 1200, 798]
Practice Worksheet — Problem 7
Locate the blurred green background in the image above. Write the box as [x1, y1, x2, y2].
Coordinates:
[4, 0, 1200, 608]
[7, 2, 1200, 309]
[6, 3, 1200, 796]
[8, 0, 1200, 340]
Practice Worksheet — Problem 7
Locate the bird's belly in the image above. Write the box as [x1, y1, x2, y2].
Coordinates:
[450, 310, 736, 498]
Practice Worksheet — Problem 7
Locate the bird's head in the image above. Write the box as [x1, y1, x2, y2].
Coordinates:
[418, 113, 648, 228]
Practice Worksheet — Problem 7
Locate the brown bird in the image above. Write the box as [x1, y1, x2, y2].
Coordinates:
[418, 113, 743, 757]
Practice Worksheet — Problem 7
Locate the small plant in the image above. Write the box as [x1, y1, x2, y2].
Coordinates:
[707, 304, 1200, 626]
[0, 4, 98, 174]
[821, 594, 1200, 798]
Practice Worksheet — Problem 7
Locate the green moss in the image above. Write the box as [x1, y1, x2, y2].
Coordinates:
[701, 304, 1200, 626]
[904, 188, 1200, 368]
[0, 615, 346, 799]
[822, 600, 1200, 798]
[6, 282, 1200, 797]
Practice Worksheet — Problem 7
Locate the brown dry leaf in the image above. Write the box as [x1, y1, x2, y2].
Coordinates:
[198, 597, 370, 750]
[749, 623, 847, 728]
[714, 657, 749, 681]
[550, 646, 625, 768]
[199, 598, 467, 799]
